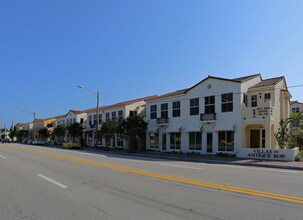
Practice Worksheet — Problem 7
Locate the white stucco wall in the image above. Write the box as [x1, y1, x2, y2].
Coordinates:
[146, 77, 245, 154]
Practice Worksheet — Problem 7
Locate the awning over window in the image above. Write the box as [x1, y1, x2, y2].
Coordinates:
[185, 124, 201, 132]
[214, 123, 235, 131]
[166, 126, 182, 133]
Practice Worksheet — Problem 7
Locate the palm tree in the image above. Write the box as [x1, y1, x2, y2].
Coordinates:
[118, 115, 147, 151]
[100, 119, 118, 147]
[53, 125, 67, 144]
[38, 128, 50, 140]
[16, 130, 29, 142]
[287, 112, 303, 127]
[67, 123, 84, 142]
[287, 112, 303, 148]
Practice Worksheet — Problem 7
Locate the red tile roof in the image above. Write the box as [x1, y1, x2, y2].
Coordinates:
[232, 73, 261, 82]
[34, 118, 44, 123]
[146, 89, 188, 101]
[147, 73, 262, 101]
[53, 114, 66, 119]
[84, 95, 158, 113]
[290, 100, 303, 105]
[70, 110, 84, 115]
[16, 122, 26, 125]
[249, 76, 285, 89]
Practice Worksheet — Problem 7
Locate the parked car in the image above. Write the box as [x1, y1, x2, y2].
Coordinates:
[27, 139, 33, 145]
[22, 138, 28, 144]
[62, 141, 81, 149]
[1, 138, 11, 143]
[31, 139, 46, 145]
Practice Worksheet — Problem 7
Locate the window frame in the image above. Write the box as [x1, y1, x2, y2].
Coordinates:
[150, 105, 157, 119]
[111, 111, 117, 119]
[251, 95, 257, 107]
[170, 132, 181, 149]
[221, 93, 233, 113]
[105, 112, 110, 121]
[118, 110, 123, 119]
[190, 98, 199, 116]
[172, 101, 181, 117]
[218, 131, 234, 152]
[161, 103, 168, 119]
[189, 132, 202, 150]
[150, 133, 159, 149]
[264, 93, 271, 101]
[205, 96, 215, 114]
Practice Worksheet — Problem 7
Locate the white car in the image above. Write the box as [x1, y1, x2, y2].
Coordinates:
[31, 139, 46, 145]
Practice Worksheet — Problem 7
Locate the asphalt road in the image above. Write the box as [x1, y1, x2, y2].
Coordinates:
[0, 143, 303, 220]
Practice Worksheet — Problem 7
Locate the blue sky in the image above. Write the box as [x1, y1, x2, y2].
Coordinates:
[1, 0, 303, 127]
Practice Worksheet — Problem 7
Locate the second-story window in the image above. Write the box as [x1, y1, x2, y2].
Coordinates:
[243, 94, 248, 107]
[205, 96, 215, 114]
[98, 114, 102, 124]
[150, 105, 157, 119]
[264, 93, 271, 101]
[221, 93, 233, 112]
[112, 111, 116, 119]
[88, 116, 92, 125]
[118, 110, 123, 119]
[106, 113, 110, 121]
[190, 98, 199, 115]
[161, 103, 168, 118]
[292, 107, 300, 113]
[251, 95, 257, 107]
[172, 101, 181, 117]
[93, 115, 97, 124]
[129, 110, 137, 117]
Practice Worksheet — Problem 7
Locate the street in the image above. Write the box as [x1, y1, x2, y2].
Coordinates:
[0, 143, 303, 220]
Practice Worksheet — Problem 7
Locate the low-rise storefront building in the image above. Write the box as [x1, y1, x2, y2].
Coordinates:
[145, 73, 291, 158]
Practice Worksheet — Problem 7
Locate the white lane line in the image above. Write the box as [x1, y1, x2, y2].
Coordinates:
[160, 163, 203, 170]
[0, 154, 6, 159]
[37, 174, 68, 189]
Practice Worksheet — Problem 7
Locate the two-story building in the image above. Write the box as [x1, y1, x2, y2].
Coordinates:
[84, 95, 157, 148]
[290, 100, 303, 113]
[56, 110, 87, 127]
[22, 122, 33, 131]
[145, 74, 291, 155]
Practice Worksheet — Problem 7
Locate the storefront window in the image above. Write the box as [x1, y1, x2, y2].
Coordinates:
[218, 131, 234, 151]
[150, 133, 159, 149]
[170, 132, 181, 149]
[189, 132, 202, 150]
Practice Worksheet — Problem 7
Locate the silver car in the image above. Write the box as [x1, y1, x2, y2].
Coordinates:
[32, 139, 46, 145]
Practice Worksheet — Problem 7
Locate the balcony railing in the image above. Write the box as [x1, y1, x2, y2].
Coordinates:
[200, 113, 216, 121]
[156, 118, 169, 125]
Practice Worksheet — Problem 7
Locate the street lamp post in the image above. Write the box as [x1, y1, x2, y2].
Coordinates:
[22, 110, 36, 140]
[77, 84, 100, 147]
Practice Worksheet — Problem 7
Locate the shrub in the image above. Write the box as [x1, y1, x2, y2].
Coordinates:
[295, 150, 303, 161]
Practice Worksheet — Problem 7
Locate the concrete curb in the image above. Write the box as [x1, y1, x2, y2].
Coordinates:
[26, 144, 303, 171]
[82, 148, 303, 171]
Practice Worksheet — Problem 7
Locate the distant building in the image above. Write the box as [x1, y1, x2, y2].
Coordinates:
[290, 100, 303, 113]
[84, 95, 156, 148]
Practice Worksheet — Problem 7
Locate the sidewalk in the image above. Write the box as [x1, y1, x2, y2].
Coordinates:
[82, 147, 303, 171]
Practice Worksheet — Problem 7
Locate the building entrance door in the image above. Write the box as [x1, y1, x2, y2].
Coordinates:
[207, 133, 213, 153]
[250, 130, 260, 148]
[162, 134, 166, 151]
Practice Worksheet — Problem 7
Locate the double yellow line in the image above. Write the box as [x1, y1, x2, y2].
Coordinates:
[9, 145, 303, 205]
